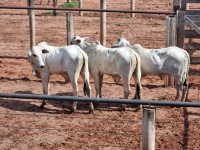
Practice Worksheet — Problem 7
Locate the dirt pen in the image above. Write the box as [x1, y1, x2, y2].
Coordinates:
[0, 0, 200, 149]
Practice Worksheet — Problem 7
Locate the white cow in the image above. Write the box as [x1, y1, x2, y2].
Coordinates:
[111, 37, 190, 101]
[28, 42, 94, 113]
[70, 36, 142, 111]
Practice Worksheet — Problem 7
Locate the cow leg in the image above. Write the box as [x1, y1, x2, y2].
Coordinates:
[71, 85, 78, 113]
[92, 72, 101, 98]
[99, 74, 103, 98]
[69, 74, 79, 113]
[175, 87, 180, 101]
[181, 85, 189, 102]
[121, 78, 130, 111]
[132, 75, 142, 111]
[40, 74, 50, 108]
[181, 79, 189, 102]
[133, 75, 142, 99]
[80, 70, 94, 114]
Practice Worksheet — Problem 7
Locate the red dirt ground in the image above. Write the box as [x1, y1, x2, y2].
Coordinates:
[0, 0, 200, 149]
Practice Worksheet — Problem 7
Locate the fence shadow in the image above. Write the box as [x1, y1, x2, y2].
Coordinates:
[183, 107, 189, 150]
[189, 69, 200, 76]
[0, 76, 67, 84]
[0, 90, 72, 114]
[0, 56, 27, 60]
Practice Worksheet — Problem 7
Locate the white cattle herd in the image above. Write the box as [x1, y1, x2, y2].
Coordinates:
[28, 36, 190, 113]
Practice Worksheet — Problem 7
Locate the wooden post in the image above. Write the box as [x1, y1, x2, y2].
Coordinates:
[79, 0, 83, 16]
[181, 0, 187, 10]
[100, 0, 106, 46]
[27, 0, 30, 15]
[166, 16, 177, 47]
[173, 0, 180, 12]
[130, 0, 135, 18]
[66, 13, 74, 45]
[28, 0, 36, 49]
[67, 0, 71, 2]
[53, 0, 57, 16]
[177, 10, 186, 48]
[142, 107, 156, 150]
[165, 16, 177, 87]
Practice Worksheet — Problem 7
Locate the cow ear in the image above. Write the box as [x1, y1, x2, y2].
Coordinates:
[83, 37, 90, 42]
[28, 51, 32, 61]
[42, 49, 49, 54]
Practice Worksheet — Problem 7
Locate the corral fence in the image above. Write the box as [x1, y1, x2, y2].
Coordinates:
[0, 0, 178, 87]
[0, 92, 200, 149]
[1, 92, 200, 149]
[1, 0, 200, 149]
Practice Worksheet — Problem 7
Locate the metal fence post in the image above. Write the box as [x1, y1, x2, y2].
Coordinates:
[66, 13, 74, 45]
[142, 107, 156, 150]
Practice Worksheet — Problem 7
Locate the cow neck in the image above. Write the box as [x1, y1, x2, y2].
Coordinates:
[81, 41, 91, 55]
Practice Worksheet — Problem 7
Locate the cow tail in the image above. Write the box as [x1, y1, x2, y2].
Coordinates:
[182, 50, 190, 101]
[134, 52, 142, 99]
[79, 49, 91, 97]
[183, 51, 190, 86]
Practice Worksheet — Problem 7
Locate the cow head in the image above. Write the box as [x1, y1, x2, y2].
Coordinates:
[70, 36, 90, 45]
[28, 46, 49, 75]
[111, 37, 131, 48]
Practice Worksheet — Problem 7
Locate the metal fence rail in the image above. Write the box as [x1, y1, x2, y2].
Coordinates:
[0, 92, 200, 107]
[0, 6, 176, 14]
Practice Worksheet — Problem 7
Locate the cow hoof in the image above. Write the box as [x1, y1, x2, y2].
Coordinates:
[89, 109, 94, 114]
[70, 108, 75, 113]
[120, 104, 127, 112]
[39, 104, 45, 109]
[119, 106, 126, 112]
[135, 105, 142, 111]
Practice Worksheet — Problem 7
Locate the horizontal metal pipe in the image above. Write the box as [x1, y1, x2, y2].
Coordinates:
[0, 6, 175, 15]
[0, 92, 200, 108]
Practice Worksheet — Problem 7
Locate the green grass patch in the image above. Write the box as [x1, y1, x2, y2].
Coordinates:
[61, 1, 78, 8]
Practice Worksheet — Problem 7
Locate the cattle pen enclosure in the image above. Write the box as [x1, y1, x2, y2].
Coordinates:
[0, 0, 200, 149]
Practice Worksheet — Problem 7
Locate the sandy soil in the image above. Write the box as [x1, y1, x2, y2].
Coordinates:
[0, 0, 200, 149]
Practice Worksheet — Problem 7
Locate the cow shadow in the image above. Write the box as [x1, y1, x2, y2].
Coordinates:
[52, 92, 134, 114]
[189, 69, 200, 76]
[104, 82, 165, 89]
[0, 90, 71, 114]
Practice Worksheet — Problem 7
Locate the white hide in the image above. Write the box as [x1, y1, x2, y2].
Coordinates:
[71, 36, 142, 111]
[28, 42, 94, 113]
[111, 37, 190, 101]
